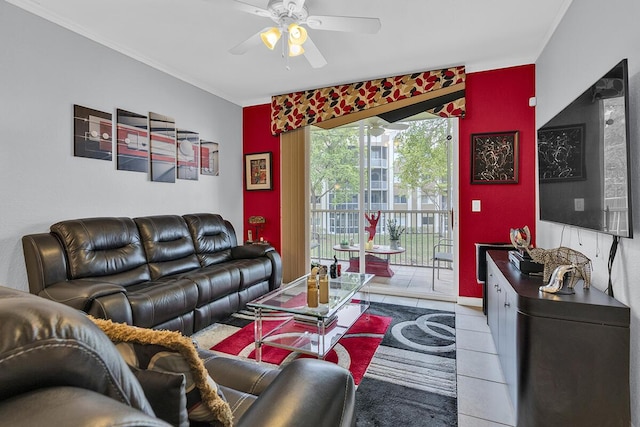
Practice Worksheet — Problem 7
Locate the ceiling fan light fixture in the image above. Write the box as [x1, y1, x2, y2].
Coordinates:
[288, 23, 307, 45]
[368, 126, 385, 137]
[288, 41, 305, 57]
[260, 27, 281, 50]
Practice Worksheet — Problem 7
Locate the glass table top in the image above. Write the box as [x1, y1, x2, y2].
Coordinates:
[247, 272, 373, 320]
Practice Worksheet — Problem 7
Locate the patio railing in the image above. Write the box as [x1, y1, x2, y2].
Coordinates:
[310, 209, 452, 267]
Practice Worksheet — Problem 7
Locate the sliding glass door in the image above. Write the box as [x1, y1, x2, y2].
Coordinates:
[309, 114, 457, 298]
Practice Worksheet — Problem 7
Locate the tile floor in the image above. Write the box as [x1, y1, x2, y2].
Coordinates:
[325, 259, 457, 301]
[364, 292, 516, 427]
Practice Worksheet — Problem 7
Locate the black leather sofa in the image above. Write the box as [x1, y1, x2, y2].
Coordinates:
[22, 213, 282, 335]
[0, 287, 356, 427]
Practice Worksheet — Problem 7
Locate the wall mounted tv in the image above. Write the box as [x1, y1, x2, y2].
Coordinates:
[537, 59, 633, 238]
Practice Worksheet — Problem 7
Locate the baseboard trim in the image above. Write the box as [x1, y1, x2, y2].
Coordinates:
[457, 296, 482, 307]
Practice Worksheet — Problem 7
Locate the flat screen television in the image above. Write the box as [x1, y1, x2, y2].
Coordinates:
[537, 59, 633, 238]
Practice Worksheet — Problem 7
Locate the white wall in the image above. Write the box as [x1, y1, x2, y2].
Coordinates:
[0, 2, 243, 292]
[536, 0, 640, 424]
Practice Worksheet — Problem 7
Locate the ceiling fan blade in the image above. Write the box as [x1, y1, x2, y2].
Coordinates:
[302, 36, 327, 68]
[369, 117, 408, 131]
[305, 15, 381, 33]
[385, 123, 409, 130]
[283, 0, 307, 14]
[232, 0, 272, 18]
[229, 27, 271, 55]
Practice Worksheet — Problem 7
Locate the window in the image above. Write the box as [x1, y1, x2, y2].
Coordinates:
[394, 195, 407, 203]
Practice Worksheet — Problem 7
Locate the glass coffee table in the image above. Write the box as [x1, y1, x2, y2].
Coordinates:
[247, 272, 373, 362]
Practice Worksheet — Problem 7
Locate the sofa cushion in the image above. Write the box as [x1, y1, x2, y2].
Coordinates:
[50, 217, 150, 283]
[134, 216, 200, 280]
[183, 213, 236, 266]
[90, 317, 233, 427]
[126, 278, 198, 328]
[181, 264, 242, 306]
[225, 258, 273, 290]
[129, 366, 188, 427]
[197, 351, 280, 422]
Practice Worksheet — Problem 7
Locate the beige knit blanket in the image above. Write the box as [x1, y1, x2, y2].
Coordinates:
[89, 316, 233, 427]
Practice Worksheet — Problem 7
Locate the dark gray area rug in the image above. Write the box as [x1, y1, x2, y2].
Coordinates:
[355, 302, 457, 426]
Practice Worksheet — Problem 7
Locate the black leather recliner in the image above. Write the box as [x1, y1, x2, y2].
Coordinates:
[0, 287, 356, 427]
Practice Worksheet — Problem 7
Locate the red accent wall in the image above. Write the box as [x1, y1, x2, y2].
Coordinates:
[243, 104, 281, 252]
[243, 64, 537, 299]
[458, 64, 537, 297]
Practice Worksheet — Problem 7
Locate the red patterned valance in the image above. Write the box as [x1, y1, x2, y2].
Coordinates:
[271, 66, 465, 135]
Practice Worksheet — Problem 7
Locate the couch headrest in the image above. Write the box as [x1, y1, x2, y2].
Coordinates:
[183, 213, 236, 267]
[51, 217, 149, 281]
[0, 287, 154, 416]
[133, 215, 200, 279]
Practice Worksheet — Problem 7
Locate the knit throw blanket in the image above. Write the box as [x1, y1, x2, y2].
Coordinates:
[89, 317, 233, 427]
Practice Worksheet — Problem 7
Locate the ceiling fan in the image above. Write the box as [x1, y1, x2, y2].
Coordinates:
[229, 0, 381, 68]
[367, 118, 409, 137]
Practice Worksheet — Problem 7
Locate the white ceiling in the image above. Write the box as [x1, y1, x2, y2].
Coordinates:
[8, 0, 573, 106]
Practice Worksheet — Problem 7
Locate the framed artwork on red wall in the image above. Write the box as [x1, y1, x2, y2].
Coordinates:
[471, 131, 519, 184]
[245, 151, 272, 190]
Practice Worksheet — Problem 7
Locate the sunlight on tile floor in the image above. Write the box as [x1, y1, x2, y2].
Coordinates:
[324, 259, 456, 301]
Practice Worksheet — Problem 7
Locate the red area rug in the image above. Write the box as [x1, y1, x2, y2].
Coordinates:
[211, 313, 391, 385]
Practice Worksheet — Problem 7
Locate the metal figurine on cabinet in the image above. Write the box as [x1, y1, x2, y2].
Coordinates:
[510, 226, 592, 292]
[539, 264, 578, 294]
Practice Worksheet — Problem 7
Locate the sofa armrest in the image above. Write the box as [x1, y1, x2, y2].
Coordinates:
[236, 359, 355, 427]
[22, 233, 69, 295]
[39, 279, 126, 312]
[264, 250, 282, 291]
[0, 387, 170, 427]
[230, 244, 274, 259]
[231, 245, 282, 291]
[198, 349, 279, 396]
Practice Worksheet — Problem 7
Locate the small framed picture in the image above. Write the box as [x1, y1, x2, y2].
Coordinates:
[245, 152, 272, 191]
[471, 131, 519, 184]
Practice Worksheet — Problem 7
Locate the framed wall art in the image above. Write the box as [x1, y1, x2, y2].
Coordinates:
[116, 109, 148, 173]
[200, 140, 219, 176]
[245, 152, 272, 191]
[176, 129, 199, 181]
[148, 112, 176, 183]
[537, 124, 585, 182]
[73, 105, 113, 161]
[471, 131, 519, 184]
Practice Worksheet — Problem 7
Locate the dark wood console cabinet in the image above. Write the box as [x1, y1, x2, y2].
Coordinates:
[486, 251, 630, 426]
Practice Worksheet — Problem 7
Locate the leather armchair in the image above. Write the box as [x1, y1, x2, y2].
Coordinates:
[0, 287, 356, 427]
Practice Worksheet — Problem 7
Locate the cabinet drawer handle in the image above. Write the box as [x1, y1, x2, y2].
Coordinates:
[494, 284, 499, 288]
[504, 302, 510, 307]
[497, 288, 502, 293]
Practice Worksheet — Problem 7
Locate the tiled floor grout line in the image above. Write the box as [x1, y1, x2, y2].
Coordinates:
[456, 372, 507, 385]
[460, 414, 514, 427]
[455, 348, 499, 357]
